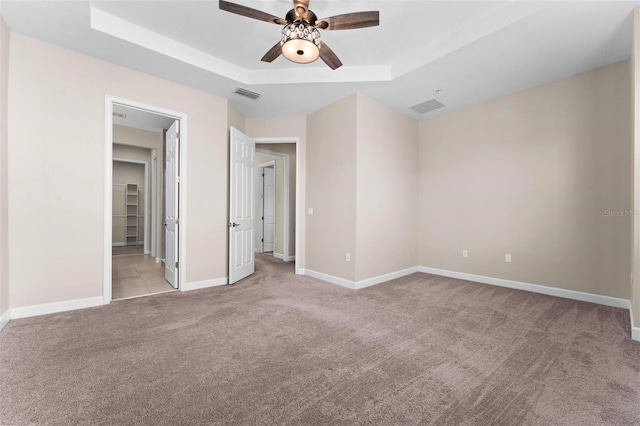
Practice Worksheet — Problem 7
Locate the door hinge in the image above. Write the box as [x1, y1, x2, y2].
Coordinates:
[176, 218, 179, 224]
[261, 216, 264, 220]
[261, 238, 264, 242]
[176, 131, 180, 139]
[177, 176, 180, 183]
[175, 261, 179, 268]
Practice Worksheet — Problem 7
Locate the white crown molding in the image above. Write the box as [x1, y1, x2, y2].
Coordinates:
[91, 7, 249, 82]
[390, 2, 545, 79]
[89, 2, 545, 85]
[90, 7, 390, 86]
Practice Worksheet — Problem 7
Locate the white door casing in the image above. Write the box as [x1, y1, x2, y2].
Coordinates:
[165, 120, 179, 288]
[262, 166, 275, 252]
[229, 127, 255, 284]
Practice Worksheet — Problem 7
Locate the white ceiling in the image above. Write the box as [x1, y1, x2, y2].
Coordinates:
[1, 1, 638, 120]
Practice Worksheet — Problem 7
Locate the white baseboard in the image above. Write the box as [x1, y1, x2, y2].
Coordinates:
[630, 306, 640, 342]
[182, 277, 228, 291]
[285, 255, 296, 262]
[0, 309, 10, 331]
[304, 269, 356, 289]
[274, 253, 284, 260]
[357, 267, 420, 289]
[419, 266, 631, 310]
[297, 268, 305, 275]
[155, 257, 161, 264]
[112, 242, 126, 247]
[10, 296, 104, 320]
[304, 267, 420, 290]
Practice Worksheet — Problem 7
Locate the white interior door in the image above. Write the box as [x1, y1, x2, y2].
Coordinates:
[263, 166, 275, 253]
[164, 120, 179, 289]
[229, 127, 255, 284]
[151, 156, 157, 258]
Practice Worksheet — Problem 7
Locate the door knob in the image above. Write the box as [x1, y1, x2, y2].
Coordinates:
[229, 222, 241, 227]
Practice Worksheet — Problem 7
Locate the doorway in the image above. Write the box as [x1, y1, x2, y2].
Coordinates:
[228, 129, 300, 284]
[255, 141, 297, 263]
[111, 154, 172, 299]
[104, 97, 187, 303]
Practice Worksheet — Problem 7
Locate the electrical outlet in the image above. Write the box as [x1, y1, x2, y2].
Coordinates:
[505, 254, 512, 263]
[462, 250, 468, 258]
[345, 253, 351, 262]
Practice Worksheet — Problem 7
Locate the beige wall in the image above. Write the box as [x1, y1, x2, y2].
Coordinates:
[112, 160, 146, 185]
[228, 102, 246, 134]
[419, 61, 631, 299]
[305, 95, 358, 281]
[355, 94, 419, 281]
[632, 8, 640, 329]
[113, 127, 163, 257]
[114, 125, 162, 150]
[0, 16, 9, 319]
[257, 143, 297, 257]
[8, 34, 228, 308]
[245, 116, 306, 270]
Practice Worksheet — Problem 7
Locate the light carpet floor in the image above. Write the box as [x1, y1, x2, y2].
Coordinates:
[1, 254, 639, 425]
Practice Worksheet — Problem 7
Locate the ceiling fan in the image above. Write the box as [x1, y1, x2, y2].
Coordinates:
[219, 0, 380, 70]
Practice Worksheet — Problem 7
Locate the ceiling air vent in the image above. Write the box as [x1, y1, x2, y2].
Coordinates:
[233, 87, 262, 100]
[112, 112, 127, 119]
[409, 98, 445, 115]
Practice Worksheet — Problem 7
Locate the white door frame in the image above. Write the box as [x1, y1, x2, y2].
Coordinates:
[255, 138, 299, 271]
[112, 158, 149, 253]
[104, 96, 188, 304]
[258, 160, 276, 254]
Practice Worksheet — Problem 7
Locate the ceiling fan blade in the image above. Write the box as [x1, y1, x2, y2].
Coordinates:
[319, 42, 342, 70]
[293, 0, 310, 20]
[316, 11, 379, 31]
[261, 42, 283, 63]
[219, 0, 287, 25]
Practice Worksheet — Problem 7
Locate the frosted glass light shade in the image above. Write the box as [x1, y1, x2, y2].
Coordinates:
[281, 22, 321, 64]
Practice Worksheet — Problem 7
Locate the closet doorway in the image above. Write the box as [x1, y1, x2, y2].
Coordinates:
[107, 101, 182, 301]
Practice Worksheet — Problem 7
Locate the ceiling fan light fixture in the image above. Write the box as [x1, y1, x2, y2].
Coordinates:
[281, 22, 321, 64]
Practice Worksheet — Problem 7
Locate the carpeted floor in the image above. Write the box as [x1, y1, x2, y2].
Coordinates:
[1, 254, 639, 425]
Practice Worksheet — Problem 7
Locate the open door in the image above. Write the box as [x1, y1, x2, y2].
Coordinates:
[229, 127, 255, 284]
[262, 166, 276, 253]
[164, 120, 179, 288]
